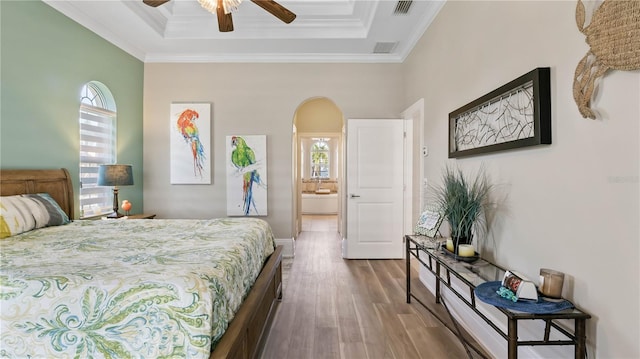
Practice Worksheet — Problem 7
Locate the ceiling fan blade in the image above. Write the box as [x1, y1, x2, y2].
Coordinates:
[217, 0, 234, 32]
[251, 0, 296, 24]
[143, 0, 170, 7]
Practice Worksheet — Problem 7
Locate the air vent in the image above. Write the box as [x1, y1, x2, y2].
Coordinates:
[373, 42, 398, 54]
[394, 0, 413, 15]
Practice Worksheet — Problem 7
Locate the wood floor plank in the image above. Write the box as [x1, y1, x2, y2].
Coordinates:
[369, 260, 407, 303]
[339, 341, 368, 359]
[352, 263, 390, 304]
[313, 326, 340, 359]
[335, 292, 363, 343]
[285, 289, 317, 358]
[373, 303, 422, 359]
[399, 313, 467, 358]
[260, 297, 295, 358]
[261, 215, 490, 359]
[383, 256, 407, 279]
[315, 281, 338, 328]
[352, 294, 395, 359]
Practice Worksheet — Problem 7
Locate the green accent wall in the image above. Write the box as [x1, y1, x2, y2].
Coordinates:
[0, 1, 144, 218]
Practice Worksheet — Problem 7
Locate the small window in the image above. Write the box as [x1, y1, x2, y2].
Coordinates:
[310, 139, 330, 179]
[79, 82, 117, 218]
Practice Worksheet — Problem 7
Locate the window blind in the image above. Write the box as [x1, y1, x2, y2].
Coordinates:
[79, 105, 116, 218]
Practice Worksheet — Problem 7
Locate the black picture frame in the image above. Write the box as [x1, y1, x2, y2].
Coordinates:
[448, 67, 551, 158]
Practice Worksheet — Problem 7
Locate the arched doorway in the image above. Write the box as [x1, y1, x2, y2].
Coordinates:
[292, 97, 344, 238]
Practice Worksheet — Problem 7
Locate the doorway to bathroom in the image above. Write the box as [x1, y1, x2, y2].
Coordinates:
[292, 97, 344, 237]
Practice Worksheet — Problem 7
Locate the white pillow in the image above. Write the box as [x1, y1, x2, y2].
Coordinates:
[0, 193, 70, 239]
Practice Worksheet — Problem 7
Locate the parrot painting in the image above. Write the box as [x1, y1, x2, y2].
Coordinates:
[176, 109, 206, 177]
[230, 136, 265, 215]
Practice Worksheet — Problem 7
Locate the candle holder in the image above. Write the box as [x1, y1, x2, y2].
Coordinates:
[539, 268, 565, 298]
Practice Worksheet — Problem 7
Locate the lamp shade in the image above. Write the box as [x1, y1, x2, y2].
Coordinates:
[97, 165, 134, 186]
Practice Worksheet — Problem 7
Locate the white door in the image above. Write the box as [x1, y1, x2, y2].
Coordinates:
[344, 119, 405, 259]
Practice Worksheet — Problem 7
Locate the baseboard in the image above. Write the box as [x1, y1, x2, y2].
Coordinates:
[275, 238, 295, 258]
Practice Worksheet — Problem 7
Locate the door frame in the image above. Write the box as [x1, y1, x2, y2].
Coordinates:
[401, 99, 424, 234]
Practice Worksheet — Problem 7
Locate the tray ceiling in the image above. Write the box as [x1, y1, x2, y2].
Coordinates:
[44, 0, 445, 63]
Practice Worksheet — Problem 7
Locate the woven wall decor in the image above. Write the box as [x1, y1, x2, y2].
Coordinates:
[573, 0, 640, 119]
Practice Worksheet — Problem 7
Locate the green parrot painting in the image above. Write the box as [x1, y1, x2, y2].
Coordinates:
[230, 136, 265, 215]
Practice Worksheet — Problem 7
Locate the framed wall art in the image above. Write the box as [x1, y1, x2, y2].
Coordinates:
[170, 102, 212, 184]
[226, 135, 268, 216]
[449, 67, 551, 158]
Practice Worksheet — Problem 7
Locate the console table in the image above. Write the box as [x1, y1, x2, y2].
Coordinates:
[405, 235, 591, 359]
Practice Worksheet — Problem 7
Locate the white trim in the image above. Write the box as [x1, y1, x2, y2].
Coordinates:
[401, 98, 425, 212]
[404, 119, 413, 244]
[144, 53, 406, 64]
[401, 104, 419, 243]
[42, 0, 446, 64]
[275, 238, 295, 258]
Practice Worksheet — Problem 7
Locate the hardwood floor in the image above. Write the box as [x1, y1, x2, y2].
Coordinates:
[261, 215, 487, 359]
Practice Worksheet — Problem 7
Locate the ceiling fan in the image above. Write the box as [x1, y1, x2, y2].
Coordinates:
[143, 0, 296, 32]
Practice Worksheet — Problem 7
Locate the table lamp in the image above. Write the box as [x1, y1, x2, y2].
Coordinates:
[98, 164, 134, 218]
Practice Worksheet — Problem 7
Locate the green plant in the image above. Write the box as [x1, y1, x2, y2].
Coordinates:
[432, 165, 492, 244]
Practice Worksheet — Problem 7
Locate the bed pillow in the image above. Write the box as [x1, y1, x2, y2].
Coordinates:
[23, 193, 71, 227]
[0, 193, 70, 239]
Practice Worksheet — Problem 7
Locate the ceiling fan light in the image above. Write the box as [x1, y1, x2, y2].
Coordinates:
[198, 0, 242, 15]
[223, 0, 243, 13]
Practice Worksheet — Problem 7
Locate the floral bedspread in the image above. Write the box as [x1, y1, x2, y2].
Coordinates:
[0, 217, 275, 358]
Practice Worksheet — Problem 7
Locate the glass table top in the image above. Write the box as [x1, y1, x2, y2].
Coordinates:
[409, 235, 505, 287]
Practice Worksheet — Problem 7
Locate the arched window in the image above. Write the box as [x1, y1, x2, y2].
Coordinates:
[310, 138, 330, 179]
[79, 81, 117, 218]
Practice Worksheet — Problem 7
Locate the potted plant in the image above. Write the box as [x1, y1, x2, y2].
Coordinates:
[431, 165, 492, 254]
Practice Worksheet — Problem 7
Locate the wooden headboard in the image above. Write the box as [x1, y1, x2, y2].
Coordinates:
[0, 168, 74, 219]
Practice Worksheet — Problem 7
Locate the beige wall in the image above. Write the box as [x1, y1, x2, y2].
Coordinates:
[143, 63, 403, 237]
[404, 1, 639, 358]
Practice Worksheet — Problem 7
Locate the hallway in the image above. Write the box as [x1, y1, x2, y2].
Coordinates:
[261, 215, 483, 358]
[300, 214, 339, 233]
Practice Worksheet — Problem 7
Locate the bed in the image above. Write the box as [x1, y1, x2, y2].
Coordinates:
[0, 168, 282, 359]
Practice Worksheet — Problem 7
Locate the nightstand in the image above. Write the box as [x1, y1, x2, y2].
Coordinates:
[126, 214, 156, 219]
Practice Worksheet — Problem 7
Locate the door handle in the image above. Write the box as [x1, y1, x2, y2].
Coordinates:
[350, 194, 361, 198]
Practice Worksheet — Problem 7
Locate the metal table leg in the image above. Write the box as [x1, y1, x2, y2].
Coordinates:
[508, 318, 518, 359]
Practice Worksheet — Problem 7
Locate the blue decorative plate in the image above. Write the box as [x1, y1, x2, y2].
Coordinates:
[475, 281, 575, 314]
